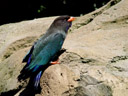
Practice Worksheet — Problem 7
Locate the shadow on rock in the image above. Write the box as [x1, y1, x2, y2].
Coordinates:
[0, 86, 22, 96]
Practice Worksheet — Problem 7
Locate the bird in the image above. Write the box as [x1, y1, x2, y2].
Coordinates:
[17, 16, 75, 91]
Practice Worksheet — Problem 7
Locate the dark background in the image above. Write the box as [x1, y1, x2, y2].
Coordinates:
[0, 0, 110, 25]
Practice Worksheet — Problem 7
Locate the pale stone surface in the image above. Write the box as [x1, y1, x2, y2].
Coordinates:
[1, 0, 128, 96]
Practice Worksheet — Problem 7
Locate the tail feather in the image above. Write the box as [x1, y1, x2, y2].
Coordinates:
[18, 66, 40, 81]
[18, 54, 33, 81]
[18, 63, 32, 81]
[18, 63, 48, 81]
[18, 46, 34, 81]
[34, 71, 42, 89]
[18, 48, 66, 92]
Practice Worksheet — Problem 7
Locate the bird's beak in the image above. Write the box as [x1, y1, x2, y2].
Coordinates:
[68, 17, 75, 22]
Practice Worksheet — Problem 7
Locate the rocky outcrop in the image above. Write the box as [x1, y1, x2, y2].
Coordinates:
[1, 0, 128, 96]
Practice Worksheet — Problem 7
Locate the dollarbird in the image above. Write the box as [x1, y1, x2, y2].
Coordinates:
[17, 16, 75, 91]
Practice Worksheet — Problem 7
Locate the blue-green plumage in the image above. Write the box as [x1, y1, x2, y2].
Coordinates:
[27, 33, 64, 71]
[18, 16, 74, 90]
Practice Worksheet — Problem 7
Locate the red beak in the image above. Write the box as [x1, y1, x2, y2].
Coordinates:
[67, 17, 75, 22]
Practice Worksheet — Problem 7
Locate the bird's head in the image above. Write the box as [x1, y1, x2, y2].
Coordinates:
[49, 16, 75, 33]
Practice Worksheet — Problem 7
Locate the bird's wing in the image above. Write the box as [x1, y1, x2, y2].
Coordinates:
[18, 32, 65, 81]
[27, 32, 65, 72]
[22, 44, 35, 63]
[22, 33, 51, 65]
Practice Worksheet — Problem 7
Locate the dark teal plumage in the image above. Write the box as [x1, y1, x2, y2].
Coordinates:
[29, 33, 64, 68]
[18, 16, 74, 90]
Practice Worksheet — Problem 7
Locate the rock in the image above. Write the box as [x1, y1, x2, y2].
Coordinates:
[0, 49, 27, 93]
[39, 65, 78, 96]
[62, 75, 112, 96]
[1, 0, 128, 96]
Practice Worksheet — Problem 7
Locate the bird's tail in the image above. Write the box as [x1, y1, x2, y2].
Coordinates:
[18, 62, 33, 81]
[34, 71, 42, 90]
[19, 71, 43, 96]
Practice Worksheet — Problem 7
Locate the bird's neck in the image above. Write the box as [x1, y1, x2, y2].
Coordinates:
[57, 30, 67, 37]
[46, 28, 66, 39]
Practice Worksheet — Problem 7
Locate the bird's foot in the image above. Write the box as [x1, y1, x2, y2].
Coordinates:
[50, 59, 60, 65]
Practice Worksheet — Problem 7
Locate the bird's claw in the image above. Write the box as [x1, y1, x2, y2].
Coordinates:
[50, 59, 60, 65]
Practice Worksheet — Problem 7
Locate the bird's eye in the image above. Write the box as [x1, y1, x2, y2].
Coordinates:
[62, 19, 67, 23]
